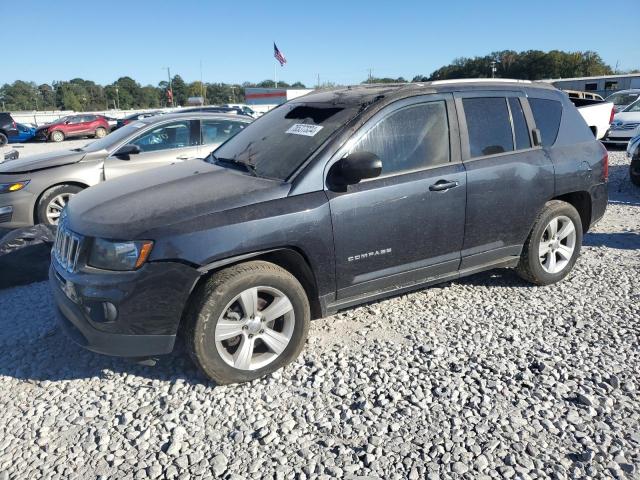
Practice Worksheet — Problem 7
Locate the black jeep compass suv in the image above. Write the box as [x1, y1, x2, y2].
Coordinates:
[50, 80, 608, 384]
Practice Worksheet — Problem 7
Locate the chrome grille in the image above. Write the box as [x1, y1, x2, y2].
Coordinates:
[53, 223, 83, 273]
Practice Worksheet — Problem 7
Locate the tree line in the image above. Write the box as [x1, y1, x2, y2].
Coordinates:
[2, 50, 636, 111]
[0, 76, 307, 112]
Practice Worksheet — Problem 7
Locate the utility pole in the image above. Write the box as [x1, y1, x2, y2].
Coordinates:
[317, 73, 320, 88]
[200, 60, 205, 105]
[368, 68, 373, 83]
[164, 67, 173, 107]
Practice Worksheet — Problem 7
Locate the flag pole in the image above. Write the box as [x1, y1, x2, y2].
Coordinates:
[274, 60, 278, 89]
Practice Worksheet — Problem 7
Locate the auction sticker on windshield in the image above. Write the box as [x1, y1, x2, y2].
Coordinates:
[286, 124, 324, 137]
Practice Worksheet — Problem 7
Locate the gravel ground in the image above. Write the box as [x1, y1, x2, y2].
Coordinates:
[0, 150, 638, 480]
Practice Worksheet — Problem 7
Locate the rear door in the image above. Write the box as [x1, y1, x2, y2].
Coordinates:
[456, 91, 554, 270]
[327, 94, 467, 299]
[104, 119, 201, 180]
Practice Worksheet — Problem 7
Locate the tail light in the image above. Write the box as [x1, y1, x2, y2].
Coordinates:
[602, 148, 609, 181]
[12, 121, 17, 129]
[609, 107, 615, 124]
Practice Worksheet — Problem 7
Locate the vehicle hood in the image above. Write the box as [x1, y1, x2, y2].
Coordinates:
[0, 149, 85, 174]
[66, 159, 291, 238]
[35, 121, 63, 131]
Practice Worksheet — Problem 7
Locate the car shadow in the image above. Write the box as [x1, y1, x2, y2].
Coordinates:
[0, 281, 213, 385]
[583, 231, 640, 250]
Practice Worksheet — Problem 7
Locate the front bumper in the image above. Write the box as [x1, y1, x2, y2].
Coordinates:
[0, 183, 37, 228]
[602, 129, 635, 144]
[50, 258, 201, 357]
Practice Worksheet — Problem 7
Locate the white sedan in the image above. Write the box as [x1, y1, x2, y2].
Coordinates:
[603, 99, 640, 145]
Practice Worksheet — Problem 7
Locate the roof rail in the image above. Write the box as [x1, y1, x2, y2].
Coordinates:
[430, 78, 532, 85]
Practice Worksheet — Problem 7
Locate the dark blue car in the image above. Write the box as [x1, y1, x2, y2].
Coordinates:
[9, 123, 36, 143]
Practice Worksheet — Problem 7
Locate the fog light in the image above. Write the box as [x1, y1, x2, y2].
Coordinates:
[103, 302, 118, 323]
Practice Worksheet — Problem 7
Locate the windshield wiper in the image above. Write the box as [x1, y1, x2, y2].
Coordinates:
[211, 154, 257, 176]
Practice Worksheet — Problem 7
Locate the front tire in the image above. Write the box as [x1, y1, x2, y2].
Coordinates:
[516, 200, 583, 286]
[50, 130, 65, 142]
[95, 127, 107, 138]
[36, 184, 84, 225]
[185, 261, 310, 385]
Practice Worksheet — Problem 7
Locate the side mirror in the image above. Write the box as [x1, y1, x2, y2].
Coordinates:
[114, 144, 141, 160]
[532, 128, 542, 147]
[331, 151, 382, 187]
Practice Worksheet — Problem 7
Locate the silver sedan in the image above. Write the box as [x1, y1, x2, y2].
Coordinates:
[0, 113, 251, 227]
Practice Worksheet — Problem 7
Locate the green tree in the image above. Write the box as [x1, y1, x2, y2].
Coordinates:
[171, 75, 188, 106]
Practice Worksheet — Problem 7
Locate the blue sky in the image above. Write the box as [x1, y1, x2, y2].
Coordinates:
[2, 0, 638, 87]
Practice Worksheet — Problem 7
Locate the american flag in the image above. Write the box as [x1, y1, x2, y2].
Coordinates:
[273, 43, 287, 66]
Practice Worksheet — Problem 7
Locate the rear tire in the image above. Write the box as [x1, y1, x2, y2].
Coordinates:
[95, 127, 107, 138]
[516, 200, 583, 286]
[185, 261, 310, 385]
[36, 184, 83, 225]
[630, 159, 640, 187]
[0, 132, 7, 146]
[50, 130, 65, 142]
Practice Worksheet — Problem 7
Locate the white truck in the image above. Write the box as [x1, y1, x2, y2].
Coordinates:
[569, 97, 614, 140]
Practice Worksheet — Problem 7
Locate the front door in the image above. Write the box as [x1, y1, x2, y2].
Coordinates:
[104, 119, 201, 180]
[327, 94, 467, 300]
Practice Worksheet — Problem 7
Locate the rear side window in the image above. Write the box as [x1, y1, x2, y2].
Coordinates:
[463, 97, 513, 157]
[529, 98, 562, 146]
[351, 101, 450, 175]
[508, 97, 531, 150]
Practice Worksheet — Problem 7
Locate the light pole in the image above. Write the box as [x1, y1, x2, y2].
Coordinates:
[490, 60, 498, 78]
[115, 86, 120, 110]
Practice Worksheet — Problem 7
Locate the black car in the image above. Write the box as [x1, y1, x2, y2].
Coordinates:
[114, 111, 163, 130]
[178, 106, 252, 117]
[0, 112, 19, 146]
[51, 81, 608, 384]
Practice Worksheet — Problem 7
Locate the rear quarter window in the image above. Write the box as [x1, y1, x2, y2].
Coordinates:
[529, 98, 562, 147]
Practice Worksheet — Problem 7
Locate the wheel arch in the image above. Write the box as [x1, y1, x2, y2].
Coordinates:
[551, 191, 592, 233]
[33, 181, 89, 224]
[193, 247, 322, 319]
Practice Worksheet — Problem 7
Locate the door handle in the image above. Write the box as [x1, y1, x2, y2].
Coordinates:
[429, 180, 459, 192]
[176, 156, 190, 160]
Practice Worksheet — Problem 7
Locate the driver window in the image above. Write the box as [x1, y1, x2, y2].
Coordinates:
[350, 101, 450, 176]
[131, 121, 192, 152]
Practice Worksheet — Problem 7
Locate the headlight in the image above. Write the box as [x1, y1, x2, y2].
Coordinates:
[88, 238, 154, 271]
[0, 180, 30, 193]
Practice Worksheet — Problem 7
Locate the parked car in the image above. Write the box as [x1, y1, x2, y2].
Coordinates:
[8, 123, 37, 143]
[35, 114, 111, 142]
[564, 90, 604, 101]
[568, 97, 614, 140]
[223, 104, 260, 118]
[178, 106, 253, 117]
[103, 116, 118, 131]
[604, 89, 640, 113]
[0, 113, 250, 227]
[114, 111, 163, 130]
[602, 99, 640, 145]
[1, 148, 19, 163]
[628, 134, 640, 186]
[49, 80, 608, 384]
[0, 112, 19, 146]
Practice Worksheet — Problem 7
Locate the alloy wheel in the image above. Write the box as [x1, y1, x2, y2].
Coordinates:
[46, 193, 73, 225]
[215, 286, 295, 371]
[538, 215, 577, 274]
